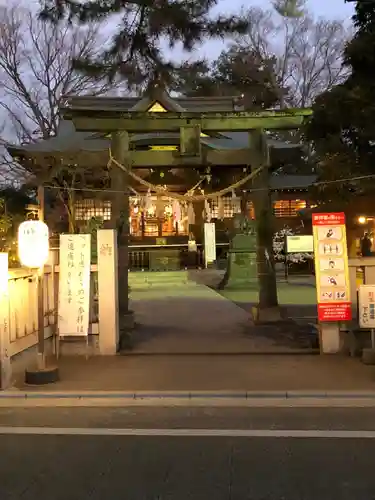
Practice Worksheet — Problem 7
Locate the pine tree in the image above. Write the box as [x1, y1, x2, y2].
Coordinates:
[39, 0, 248, 86]
[272, 0, 306, 18]
[304, 1, 375, 208]
[345, 0, 375, 79]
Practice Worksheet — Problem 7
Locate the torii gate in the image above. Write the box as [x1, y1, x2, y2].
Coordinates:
[60, 94, 311, 343]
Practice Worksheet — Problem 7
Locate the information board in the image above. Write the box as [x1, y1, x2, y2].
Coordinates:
[58, 234, 91, 336]
[286, 235, 314, 253]
[358, 285, 375, 329]
[312, 212, 351, 322]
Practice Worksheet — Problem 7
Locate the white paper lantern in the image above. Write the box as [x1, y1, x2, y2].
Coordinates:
[18, 220, 49, 268]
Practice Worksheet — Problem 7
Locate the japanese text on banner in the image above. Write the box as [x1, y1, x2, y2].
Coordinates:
[58, 234, 91, 336]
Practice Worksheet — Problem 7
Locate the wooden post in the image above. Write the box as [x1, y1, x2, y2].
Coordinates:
[97, 229, 119, 354]
[193, 200, 204, 243]
[37, 185, 45, 221]
[37, 185, 45, 370]
[36, 268, 45, 370]
[110, 131, 134, 339]
[240, 191, 248, 217]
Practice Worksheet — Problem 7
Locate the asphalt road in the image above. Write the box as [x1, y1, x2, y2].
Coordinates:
[2, 407, 375, 499]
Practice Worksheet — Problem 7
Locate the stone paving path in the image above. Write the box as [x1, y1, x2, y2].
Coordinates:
[128, 272, 306, 354]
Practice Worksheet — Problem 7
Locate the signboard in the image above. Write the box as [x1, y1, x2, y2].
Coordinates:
[312, 213, 351, 322]
[204, 222, 216, 267]
[358, 285, 375, 328]
[58, 234, 91, 336]
[286, 235, 314, 253]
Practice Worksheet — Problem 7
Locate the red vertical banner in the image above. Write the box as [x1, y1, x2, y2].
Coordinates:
[312, 213, 352, 322]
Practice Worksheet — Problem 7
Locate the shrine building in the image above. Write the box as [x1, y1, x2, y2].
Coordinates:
[6, 88, 316, 270]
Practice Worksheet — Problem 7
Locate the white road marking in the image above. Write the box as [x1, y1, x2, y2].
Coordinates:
[1, 427, 375, 438]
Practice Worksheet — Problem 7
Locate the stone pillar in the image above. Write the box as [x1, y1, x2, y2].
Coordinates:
[249, 129, 280, 320]
[0, 253, 11, 389]
[110, 131, 134, 342]
[320, 323, 341, 354]
[97, 230, 119, 355]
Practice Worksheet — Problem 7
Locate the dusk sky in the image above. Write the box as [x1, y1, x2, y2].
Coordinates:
[181, 0, 355, 61]
[170, 0, 354, 60]
[215, 0, 354, 19]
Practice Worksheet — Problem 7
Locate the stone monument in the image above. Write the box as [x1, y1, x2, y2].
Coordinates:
[218, 214, 258, 289]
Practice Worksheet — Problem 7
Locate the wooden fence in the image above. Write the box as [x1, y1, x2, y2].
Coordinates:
[8, 265, 98, 357]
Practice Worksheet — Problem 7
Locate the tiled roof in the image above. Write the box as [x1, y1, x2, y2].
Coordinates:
[6, 92, 304, 161]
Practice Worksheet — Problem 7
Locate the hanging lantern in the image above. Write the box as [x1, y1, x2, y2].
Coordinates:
[18, 220, 49, 268]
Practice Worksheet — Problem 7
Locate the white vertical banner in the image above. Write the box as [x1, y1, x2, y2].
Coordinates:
[204, 222, 216, 267]
[0, 253, 11, 389]
[97, 230, 119, 355]
[58, 234, 91, 336]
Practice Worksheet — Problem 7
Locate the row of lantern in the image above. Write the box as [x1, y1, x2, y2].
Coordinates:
[130, 193, 241, 223]
[15, 190, 243, 269]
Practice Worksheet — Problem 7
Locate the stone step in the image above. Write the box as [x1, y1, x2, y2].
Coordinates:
[129, 271, 197, 288]
[129, 271, 188, 281]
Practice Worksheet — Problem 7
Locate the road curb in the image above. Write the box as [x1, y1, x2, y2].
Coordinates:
[2, 390, 375, 407]
[119, 350, 320, 356]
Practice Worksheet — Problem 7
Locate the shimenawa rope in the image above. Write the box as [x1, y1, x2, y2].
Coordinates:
[107, 150, 265, 202]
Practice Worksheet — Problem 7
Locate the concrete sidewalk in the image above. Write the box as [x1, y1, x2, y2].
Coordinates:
[10, 354, 375, 393]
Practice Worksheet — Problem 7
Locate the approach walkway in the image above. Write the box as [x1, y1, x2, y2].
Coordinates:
[128, 271, 304, 354]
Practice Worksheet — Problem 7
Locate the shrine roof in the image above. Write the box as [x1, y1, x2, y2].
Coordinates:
[6, 92, 303, 157]
[6, 121, 302, 155]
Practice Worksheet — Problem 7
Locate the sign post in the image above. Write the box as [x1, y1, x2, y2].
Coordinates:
[312, 213, 351, 353]
[204, 222, 216, 268]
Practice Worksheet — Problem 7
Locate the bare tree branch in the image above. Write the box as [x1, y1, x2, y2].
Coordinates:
[234, 6, 352, 107]
[0, 2, 124, 183]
